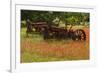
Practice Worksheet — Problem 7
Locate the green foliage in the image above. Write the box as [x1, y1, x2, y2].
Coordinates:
[21, 10, 90, 27]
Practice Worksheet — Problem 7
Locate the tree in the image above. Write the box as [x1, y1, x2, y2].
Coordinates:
[21, 10, 90, 27]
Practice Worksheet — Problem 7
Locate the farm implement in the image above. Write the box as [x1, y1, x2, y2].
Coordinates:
[26, 21, 86, 41]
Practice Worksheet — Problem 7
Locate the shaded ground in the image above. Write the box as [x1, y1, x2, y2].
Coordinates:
[21, 26, 89, 63]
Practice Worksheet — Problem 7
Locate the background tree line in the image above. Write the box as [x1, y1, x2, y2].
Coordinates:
[21, 10, 90, 27]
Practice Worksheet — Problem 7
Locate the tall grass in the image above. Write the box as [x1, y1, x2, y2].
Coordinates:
[21, 27, 89, 63]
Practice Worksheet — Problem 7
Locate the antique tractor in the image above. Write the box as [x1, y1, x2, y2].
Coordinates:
[26, 21, 86, 41]
[41, 24, 86, 41]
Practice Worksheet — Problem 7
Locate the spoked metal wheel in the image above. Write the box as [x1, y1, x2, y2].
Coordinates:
[74, 29, 86, 41]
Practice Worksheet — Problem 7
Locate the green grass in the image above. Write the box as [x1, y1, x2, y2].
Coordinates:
[21, 26, 89, 63]
[21, 49, 88, 63]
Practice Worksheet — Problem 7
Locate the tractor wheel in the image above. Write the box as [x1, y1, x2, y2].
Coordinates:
[42, 28, 49, 40]
[74, 29, 86, 41]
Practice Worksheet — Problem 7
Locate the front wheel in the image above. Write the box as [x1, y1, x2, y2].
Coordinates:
[73, 29, 86, 41]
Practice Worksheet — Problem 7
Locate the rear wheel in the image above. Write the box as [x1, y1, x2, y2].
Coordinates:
[42, 28, 49, 40]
